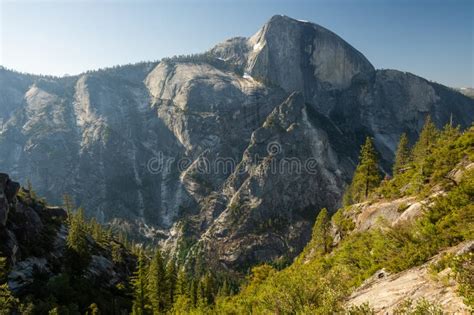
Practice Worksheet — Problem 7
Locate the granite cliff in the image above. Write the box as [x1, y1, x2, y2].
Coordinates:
[1, 15, 473, 269]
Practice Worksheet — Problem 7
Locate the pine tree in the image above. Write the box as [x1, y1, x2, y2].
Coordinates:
[345, 137, 381, 204]
[342, 185, 354, 206]
[175, 269, 188, 297]
[26, 179, 37, 200]
[118, 231, 131, 250]
[217, 279, 232, 297]
[431, 123, 461, 182]
[90, 217, 106, 245]
[411, 116, 439, 188]
[393, 133, 410, 175]
[132, 251, 150, 315]
[310, 208, 332, 254]
[0, 283, 17, 314]
[166, 260, 177, 306]
[196, 278, 206, 309]
[190, 279, 198, 308]
[147, 248, 168, 314]
[249, 264, 275, 285]
[172, 270, 192, 314]
[0, 257, 7, 283]
[200, 273, 216, 306]
[0, 257, 18, 314]
[67, 207, 88, 256]
[63, 194, 75, 215]
[412, 116, 438, 163]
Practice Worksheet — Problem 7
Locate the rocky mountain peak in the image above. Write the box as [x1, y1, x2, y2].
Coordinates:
[246, 14, 374, 94]
[0, 15, 473, 273]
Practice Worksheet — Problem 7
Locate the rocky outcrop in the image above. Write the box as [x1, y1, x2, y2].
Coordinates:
[458, 87, 474, 99]
[332, 161, 474, 243]
[335, 163, 474, 313]
[190, 92, 352, 268]
[0, 174, 62, 266]
[346, 241, 473, 314]
[0, 174, 134, 296]
[1, 15, 474, 270]
[0, 173, 19, 226]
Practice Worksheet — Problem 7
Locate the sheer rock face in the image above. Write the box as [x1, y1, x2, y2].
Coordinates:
[247, 15, 375, 92]
[211, 15, 375, 115]
[193, 93, 353, 268]
[1, 15, 474, 270]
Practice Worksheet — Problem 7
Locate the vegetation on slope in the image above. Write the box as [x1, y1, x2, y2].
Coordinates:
[211, 120, 474, 314]
[0, 191, 135, 314]
[1, 119, 472, 314]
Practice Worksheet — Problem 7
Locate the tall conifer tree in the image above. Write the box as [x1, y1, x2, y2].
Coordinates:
[166, 261, 177, 306]
[411, 116, 438, 163]
[411, 116, 439, 188]
[310, 208, 332, 254]
[345, 137, 381, 204]
[132, 251, 150, 315]
[393, 133, 410, 175]
[147, 249, 167, 314]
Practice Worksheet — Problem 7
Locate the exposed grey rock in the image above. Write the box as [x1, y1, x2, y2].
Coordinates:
[457, 87, 474, 99]
[191, 92, 352, 268]
[0, 173, 20, 227]
[247, 15, 374, 92]
[86, 255, 120, 288]
[0, 173, 65, 265]
[0, 15, 473, 270]
[0, 174, 9, 226]
[8, 257, 49, 293]
[0, 173, 135, 297]
[346, 241, 473, 314]
[449, 161, 474, 184]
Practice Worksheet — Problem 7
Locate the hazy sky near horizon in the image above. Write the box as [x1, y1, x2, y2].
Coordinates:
[0, 0, 472, 87]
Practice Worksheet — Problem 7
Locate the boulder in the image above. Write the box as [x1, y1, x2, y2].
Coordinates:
[7, 257, 49, 293]
[46, 206, 68, 219]
[5, 180, 19, 203]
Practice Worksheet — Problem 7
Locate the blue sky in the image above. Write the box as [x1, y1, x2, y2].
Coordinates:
[0, 0, 472, 87]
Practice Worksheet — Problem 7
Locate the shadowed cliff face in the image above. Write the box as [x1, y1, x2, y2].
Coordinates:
[1, 15, 473, 270]
[0, 173, 134, 296]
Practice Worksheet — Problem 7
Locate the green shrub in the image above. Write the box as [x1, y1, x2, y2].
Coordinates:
[346, 302, 375, 315]
[393, 298, 443, 315]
